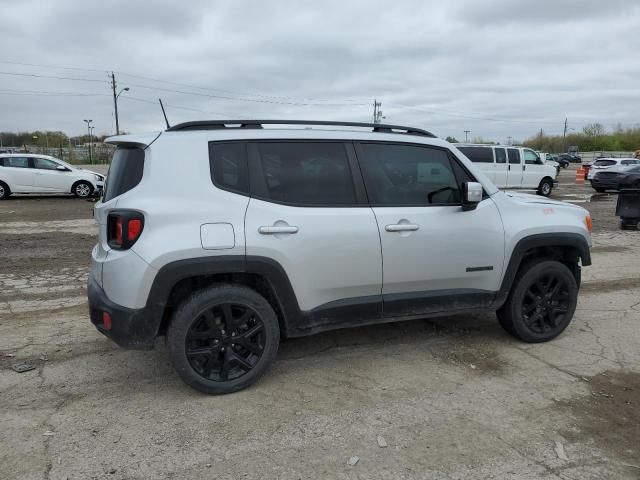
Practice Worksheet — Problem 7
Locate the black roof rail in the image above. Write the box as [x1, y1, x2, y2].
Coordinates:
[165, 120, 436, 138]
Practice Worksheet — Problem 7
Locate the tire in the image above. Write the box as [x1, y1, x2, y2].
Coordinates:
[167, 285, 280, 394]
[537, 178, 553, 197]
[72, 181, 93, 198]
[0, 181, 10, 200]
[497, 260, 578, 343]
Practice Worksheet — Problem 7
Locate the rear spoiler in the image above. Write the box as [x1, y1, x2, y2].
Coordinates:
[104, 132, 162, 149]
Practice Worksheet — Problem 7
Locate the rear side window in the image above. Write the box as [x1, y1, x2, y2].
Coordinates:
[494, 148, 506, 164]
[594, 159, 616, 166]
[458, 146, 494, 163]
[253, 142, 356, 205]
[209, 142, 249, 194]
[103, 147, 144, 202]
[507, 149, 521, 164]
[358, 143, 462, 206]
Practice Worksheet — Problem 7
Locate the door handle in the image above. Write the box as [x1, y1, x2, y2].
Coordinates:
[258, 225, 299, 235]
[508, 165, 511, 171]
[523, 165, 526, 171]
[385, 224, 419, 232]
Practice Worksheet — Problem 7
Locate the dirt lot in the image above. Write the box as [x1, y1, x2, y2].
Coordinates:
[1, 166, 639, 479]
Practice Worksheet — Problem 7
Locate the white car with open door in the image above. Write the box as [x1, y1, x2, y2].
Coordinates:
[0, 154, 104, 199]
[454, 144, 558, 196]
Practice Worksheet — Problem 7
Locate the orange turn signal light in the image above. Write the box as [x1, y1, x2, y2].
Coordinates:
[585, 215, 593, 233]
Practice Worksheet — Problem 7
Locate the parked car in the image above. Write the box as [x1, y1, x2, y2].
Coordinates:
[558, 153, 582, 164]
[88, 120, 592, 394]
[0, 154, 104, 199]
[587, 158, 640, 181]
[591, 165, 640, 192]
[552, 155, 570, 168]
[455, 144, 558, 196]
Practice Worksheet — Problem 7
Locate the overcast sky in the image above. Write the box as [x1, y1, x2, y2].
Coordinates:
[1, 0, 639, 142]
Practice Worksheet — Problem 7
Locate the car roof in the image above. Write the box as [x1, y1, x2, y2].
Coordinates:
[454, 143, 524, 148]
[0, 153, 62, 161]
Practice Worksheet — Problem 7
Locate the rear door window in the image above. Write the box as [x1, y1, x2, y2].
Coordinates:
[251, 142, 356, 206]
[457, 146, 494, 163]
[103, 147, 144, 202]
[594, 159, 616, 166]
[3, 157, 31, 168]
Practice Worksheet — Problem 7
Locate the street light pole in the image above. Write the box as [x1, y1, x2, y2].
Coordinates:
[111, 72, 130, 135]
[83, 119, 93, 164]
[464, 130, 471, 142]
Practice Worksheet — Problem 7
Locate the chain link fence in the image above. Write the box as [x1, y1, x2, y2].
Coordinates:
[13, 144, 116, 165]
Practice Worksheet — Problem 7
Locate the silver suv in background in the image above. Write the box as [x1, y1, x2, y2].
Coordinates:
[88, 120, 592, 394]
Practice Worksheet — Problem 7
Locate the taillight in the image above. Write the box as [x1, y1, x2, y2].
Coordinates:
[107, 211, 144, 249]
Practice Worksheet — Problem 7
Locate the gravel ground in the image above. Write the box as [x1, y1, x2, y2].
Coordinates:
[1, 166, 639, 479]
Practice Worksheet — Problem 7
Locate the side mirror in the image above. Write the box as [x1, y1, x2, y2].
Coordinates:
[56, 165, 68, 171]
[462, 182, 483, 211]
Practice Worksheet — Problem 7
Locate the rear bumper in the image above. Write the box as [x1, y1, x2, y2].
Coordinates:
[88, 276, 157, 349]
[591, 179, 621, 189]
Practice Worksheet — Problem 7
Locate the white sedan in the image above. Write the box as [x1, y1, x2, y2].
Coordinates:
[0, 154, 104, 200]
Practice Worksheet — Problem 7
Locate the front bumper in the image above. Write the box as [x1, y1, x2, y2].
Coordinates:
[88, 276, 157, 349]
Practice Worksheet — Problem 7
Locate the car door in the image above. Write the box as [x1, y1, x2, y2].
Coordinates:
[356, 142, 505, 318]
[32, 157, 73, 192]
[506, 148, 523, 187]
[0, 157, 34, 191]
[522, 149, 545, 188]
[493, 147, 508, 187]
[244, 140, 383, 321]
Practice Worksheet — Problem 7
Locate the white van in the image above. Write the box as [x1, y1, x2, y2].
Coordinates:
[454, 144, 557, 196]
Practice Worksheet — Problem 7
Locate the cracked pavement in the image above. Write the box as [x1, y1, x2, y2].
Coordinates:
[1, 168, 639, 479]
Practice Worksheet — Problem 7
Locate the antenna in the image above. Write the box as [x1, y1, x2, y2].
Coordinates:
[158, 98, 170, 129]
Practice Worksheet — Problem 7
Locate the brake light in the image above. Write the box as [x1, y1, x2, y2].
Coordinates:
[107, 211, 144, 249]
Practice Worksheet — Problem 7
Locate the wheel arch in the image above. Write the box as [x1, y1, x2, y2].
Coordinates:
[152, 256, 299, 340]
[494, 233, 590, 309]
[71, 179, 94, 195]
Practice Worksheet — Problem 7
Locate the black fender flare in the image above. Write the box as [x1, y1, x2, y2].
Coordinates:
[493, 233, 591, 308]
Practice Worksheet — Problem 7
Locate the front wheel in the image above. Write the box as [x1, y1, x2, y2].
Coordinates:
[73, 181, 93, 198]
[497, 260, 578, 343]
[537, 178, 553, 197]
[167, 285, 280, 394]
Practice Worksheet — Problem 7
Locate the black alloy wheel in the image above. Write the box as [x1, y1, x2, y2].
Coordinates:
[520, 274, 571, 335]
[167, 285, 280, 394]
[497, 260, 578, 343]
[185, 303, 265, 382]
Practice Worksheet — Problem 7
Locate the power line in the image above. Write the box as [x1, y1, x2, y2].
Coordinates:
[0, 71, 107, 83]
[0, 60, 364, 106]
[0, 88, 108, 97]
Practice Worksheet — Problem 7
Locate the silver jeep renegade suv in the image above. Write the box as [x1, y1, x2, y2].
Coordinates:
[88, 120, 592, 394]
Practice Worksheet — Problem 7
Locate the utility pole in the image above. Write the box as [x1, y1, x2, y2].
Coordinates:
[507, 136, 512, 146]
[562, 117, 568, 153]
[464, 130, 471, 142]
[372, 99, 384, 124]
[84, 119, 93, 164]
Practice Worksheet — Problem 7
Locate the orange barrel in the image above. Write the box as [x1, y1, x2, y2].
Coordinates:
[576, 167, 585, 183]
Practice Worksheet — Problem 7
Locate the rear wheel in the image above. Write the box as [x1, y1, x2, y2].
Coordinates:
[497, 260, 578, 343]
[167, 285, 280, 394]
[537, 178, 553, 197]
[0, 182, 9, 200]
